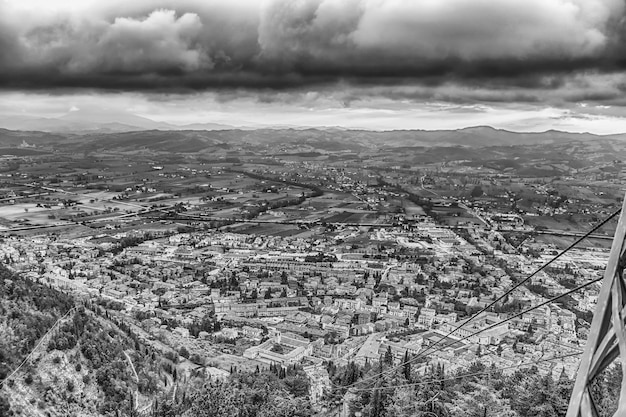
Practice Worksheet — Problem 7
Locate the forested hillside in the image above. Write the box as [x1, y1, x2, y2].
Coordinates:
[0, 264, 74, 379]
[0, 264, 173, 416]
[326, 354, 621, 417]
[150, 365, 313, 417]
[0, 263, 76, 416]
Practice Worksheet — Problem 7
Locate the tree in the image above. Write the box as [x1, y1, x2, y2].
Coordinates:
[257, 395, 311, 417]
[24, 373, 33, 385]
[187, 381, 244, 417]
[471, 186, 484, 198]
[384, 346, 393, 366]
[179, 346, 190, 359]
[448, 384, 516, 417]
[384, 387, 421, 417]
[0, 393, 13, 417]
[185, 372, 312, 417]
[283, 374, 310, 398]
[152, 399, 179, 417]
[369, 387, 385, 417]
[402, 351, 411, 382]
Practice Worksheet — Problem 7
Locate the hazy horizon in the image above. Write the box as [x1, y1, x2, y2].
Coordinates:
[0, 108, 623, 135]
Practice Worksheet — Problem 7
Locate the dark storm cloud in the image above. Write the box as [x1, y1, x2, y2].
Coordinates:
[0, 0, 625, 94]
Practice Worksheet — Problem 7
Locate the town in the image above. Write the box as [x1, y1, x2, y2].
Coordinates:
[0, 128, 623, 415]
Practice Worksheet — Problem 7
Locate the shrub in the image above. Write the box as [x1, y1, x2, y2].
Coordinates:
[164, 351, 178, 363]
[190, 354, 204, 365]
[178, 346, 190, 359]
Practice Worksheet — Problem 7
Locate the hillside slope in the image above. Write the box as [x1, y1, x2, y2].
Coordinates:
[0, 126, 616, 155]
[0, 266, 174, 416]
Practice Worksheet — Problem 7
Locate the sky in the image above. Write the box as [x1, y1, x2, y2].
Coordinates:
[1, 0, 626, 133]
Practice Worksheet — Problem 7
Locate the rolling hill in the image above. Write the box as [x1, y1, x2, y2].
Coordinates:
[0, 125, 621, 154]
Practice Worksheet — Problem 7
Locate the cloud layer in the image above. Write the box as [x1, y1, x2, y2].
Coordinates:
[0, 0, 625, 95]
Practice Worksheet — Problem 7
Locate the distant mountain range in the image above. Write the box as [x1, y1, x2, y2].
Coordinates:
[0, 108, 243, 133]
[0, 124, 624, 154]
[1, 109, 623, 150]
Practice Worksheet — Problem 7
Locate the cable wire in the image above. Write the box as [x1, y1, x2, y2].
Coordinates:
[332, 207, 620, 389]
[339, 269, 605, 390]
[350, 351, 582, 392]
[0, 307, 75, 388]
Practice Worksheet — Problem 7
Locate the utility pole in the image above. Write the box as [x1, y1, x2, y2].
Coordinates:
[567, 195, 626, 417]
